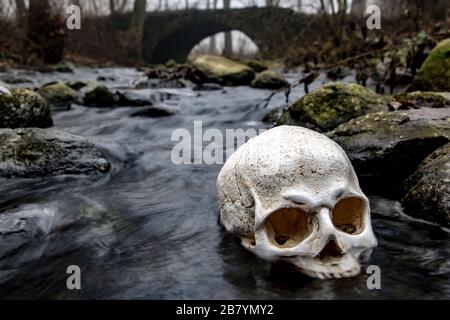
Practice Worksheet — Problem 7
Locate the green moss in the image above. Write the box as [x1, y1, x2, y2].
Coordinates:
[282, 83, 387, 131]
[83, 85, 115, 107]
[191, 55, 255, 86]
[251, 70, 288, 89]
[242, 60, 269, 72]
[412, 39, 450, 91]
[38, 82, 78, 108]
[0, 88, 52, 128]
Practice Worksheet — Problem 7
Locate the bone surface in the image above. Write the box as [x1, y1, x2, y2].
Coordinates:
[217, 125, 378, 279]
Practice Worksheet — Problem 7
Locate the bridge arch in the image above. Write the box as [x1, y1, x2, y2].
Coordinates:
[141, 8, 310, 64]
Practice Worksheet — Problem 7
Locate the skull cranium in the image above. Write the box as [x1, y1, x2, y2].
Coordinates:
[217, 126, 377, 279]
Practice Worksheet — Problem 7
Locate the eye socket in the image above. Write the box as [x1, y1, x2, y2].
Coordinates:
[331, 197, 365, 235]
[264, 208, 311, 248]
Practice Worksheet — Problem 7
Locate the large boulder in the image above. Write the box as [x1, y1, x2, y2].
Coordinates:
[189, 55, 255, 86]
[37, 81, 78, 110]
[251, 70, 289, 90]
[277, 83, 388, 131]
[0, 128, 111, 178]
[0, 88, 53, 128]
[328, 108, 450, 186]
[400, 143, 450, 227]
[411, 39, 450, 92]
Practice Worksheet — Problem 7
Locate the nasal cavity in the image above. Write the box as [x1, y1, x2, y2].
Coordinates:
[317, 239, 343, 260]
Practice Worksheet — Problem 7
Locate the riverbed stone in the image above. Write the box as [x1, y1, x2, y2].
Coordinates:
[391, 91, 450, 110]
[82, 84, 116, 107]
[130, 106, 174, 118]
[412, 39, 450, 92]
[277, 83, 388, 131]
[262, 106, 285, 124]
[190, 55, 255, 86]
[328, 108, 450, 185]
[241, 60, 269, 72]
[251, 70, 289, 90]
[0, 128, 111, 177]
[37, 82, 78, 110]
[0, 88, 53, 128]
[400, 143, 450, 227]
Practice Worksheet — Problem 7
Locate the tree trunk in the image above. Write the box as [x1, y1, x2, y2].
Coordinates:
[350, 0, 365, 17]
[127, 0, 147, 60]
[15, 0, 27, 27]
[109, 0, 116, 14]
[223, 0, 232, 57]
[28, 0, 65, 63]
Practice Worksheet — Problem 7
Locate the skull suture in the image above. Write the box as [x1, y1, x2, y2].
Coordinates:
[217, 126, 377, 279]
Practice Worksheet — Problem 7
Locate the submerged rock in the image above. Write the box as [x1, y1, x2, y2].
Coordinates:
[0, 128, 110, 177]
[328, 108, 450, 185]
[193, 83, 223, 91]
[412, 39, 450, 92]
[0, 88, 53, 128]
[189, 55, 255, 86]
[251, 70, 289, 90]
[37, 82, 78, 110]
[401, 143, 450, 227]
[130, 106, 174, 118]
[116, 90, 153, 107]
[82, 84, 116, 107]
[277, 83, 388, 131]
[66, 80, 91, 91]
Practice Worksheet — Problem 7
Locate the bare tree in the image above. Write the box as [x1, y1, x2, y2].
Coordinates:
[209, 0, 218, 54]
[127, 0, 146, 59]
[28, 0, 65, 63]
[223, 0, 232, 56]
[350, 0, 365, 17]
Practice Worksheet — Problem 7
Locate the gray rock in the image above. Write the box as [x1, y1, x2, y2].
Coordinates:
[0, 128, 111, 178]
[328, 108, 450, 185]
[401, 143, 450, 227]
[130, 106, 174, 118]
[0, 88, 53, 129]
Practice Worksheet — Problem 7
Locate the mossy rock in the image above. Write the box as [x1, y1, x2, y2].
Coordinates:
[0, 88, 53, 128]
[242, 60, 269, 72]
[190, 55, 255, 86]
[251, 70, 289, 90]
[393, 91, 450, 109]
[277, 83, 388, 131]
[400, 143, 450, 227]
[412, 39, 450, 91]
[262, 106, 285, 124]
[328, 108, 450, 187]
[82, 84, 116, 107]
[0, 128, 110, 178]
[37, 81, 78, 110]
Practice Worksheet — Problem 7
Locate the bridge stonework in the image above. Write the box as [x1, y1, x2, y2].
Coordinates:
[142, 8, 316, 64]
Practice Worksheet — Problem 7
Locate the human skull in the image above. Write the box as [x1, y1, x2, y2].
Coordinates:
[217, 126, 377, 279]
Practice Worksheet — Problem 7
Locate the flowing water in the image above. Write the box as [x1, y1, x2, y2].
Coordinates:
[0, 68, 448, 299]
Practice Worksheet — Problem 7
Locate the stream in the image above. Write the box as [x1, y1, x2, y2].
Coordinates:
[0, 67, 448, 299]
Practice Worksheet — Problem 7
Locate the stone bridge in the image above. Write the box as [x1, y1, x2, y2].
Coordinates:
[141, 7, 317, 64]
